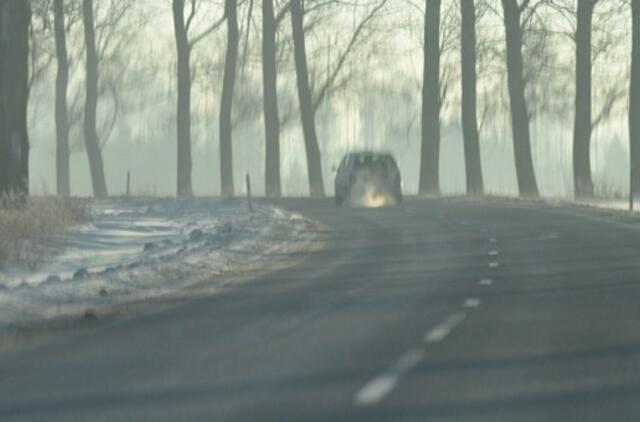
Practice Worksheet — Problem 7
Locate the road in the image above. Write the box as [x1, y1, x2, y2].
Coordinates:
[3, 198, 640, 421]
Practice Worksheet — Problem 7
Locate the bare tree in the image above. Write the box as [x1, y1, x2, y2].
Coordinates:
[0, 5, 4, 198]
[173, 0, 225, 197]
[303, 0, 388, 196]
[263, 0, 281, 197]
[572, 0, 598, 198]
[291, 0, 324, 197]
[220, 0, 239, 198]
[173, 0, 193, 197]
[54, 0, 70, 197]
[0, 0, 31, 199]
[501, 0, 539, 197]
[420, 0, 441, 195]
[82, 0, 108, 198]
[460, 0, 484, 195]
[631, 0, 640, 197]
[64, 0, 140, 156]
[28, 0, 57, 98]
[309, 0, 389, 114]
[227, 0, 385, 197]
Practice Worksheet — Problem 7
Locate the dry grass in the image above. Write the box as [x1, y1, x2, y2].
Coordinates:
[593, 183, 628, 201]
[0, 197, 89, 270]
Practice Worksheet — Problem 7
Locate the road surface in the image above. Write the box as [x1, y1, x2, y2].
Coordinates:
[3, 198, 640, 421]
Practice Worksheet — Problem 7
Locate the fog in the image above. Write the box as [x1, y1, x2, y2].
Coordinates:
[7, 2, 640, 417]
[24, 0, 633, 198]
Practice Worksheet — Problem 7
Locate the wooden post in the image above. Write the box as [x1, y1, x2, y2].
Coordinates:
[126, 170, 131, 197]
[246, 173, 253, 212]
[631, 167, 634, 212]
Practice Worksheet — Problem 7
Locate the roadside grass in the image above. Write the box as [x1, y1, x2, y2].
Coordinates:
[594, 183, 628, 201]
[0, 197, 89, 270]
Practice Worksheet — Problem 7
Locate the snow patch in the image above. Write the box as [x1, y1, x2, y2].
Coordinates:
[0, 198, 318, 327]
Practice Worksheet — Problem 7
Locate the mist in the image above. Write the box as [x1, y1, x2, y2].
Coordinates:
[17, 0, 631, 199]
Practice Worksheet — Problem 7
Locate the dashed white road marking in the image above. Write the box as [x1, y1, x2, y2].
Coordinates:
[488, 250, 499, 256]
[489, 237, 497, 243]
[355, 349, 425, 406]
[479, 279, 493, 286]
[356, 310, 473, 406]
[425, 313, 467, 344]
[464, 298, 481, 308]
[489, 262, 499, 268]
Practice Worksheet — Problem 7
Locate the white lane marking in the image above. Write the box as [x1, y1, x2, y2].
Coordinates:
[355, 349, 425, 406]
[489, 262, 499, 268]
[464, 298, 481, 308]
[425, 313, 467, 344]
[488, 250, 499, 256]
[479, 279, 493, 286]
[489, 237, 497, 243]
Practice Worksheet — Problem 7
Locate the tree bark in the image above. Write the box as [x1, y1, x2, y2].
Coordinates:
[291, 0, 325, 197]
[219, 0, 238, 198]
[631, 0, 640, 198]
[0, 0, 31, 200]
[54, 0, 70, 197]
[419, 0, 441, 195]
[501, 0, 539, 197]
[262, 0, 281, 197]
[173, 0, 193, 197]
[82, 0, 108, 198]
[0, 4, 5, 198]
[460, 0, 484, 195]
[573, 0, 595, 198]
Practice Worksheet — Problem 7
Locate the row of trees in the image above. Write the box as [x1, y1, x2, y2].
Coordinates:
[41, 0, 384, 198]
[1, 0, 639, 200]
[420, 0, 637, 199]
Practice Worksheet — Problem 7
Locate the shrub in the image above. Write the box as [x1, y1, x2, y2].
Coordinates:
[0, 197, 89, 270]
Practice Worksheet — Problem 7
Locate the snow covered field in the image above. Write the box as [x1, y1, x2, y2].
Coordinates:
[0, 198, 319, 327]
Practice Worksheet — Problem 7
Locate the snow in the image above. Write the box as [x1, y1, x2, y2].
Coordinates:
[578, 199, 634, 211]
[0, 198, 319, 327]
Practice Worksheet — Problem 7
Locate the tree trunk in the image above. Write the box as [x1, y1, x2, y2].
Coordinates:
[501, 0, 539, 197]
[219, 0, 238, 198]
[460, 0, 484, 195]
[0, 0, 31, 200]
[54, 0, 70, 197]
[262, 0, 281, 197]
[82, 0, 108, 198]
[573, 0, 595, 198]
[419, 0, 441, 195]
[0, 4, 5, 198]
[291, 0, 325, 197]
[631, 0, 640, 198]
[173, 0, 193, 197]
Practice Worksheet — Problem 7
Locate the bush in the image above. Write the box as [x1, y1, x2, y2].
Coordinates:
[0, 197, 89, 270]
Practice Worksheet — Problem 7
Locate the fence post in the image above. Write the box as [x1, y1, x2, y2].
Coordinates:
[630, 167, 634, 212]
[126, 170, 131, 197]
[246, 173, 253, 212]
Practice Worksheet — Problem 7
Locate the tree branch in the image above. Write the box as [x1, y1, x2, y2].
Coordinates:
[189, 13, 226, 47]
[313, 0, 388, 112]
[275, 0, 292, 27]
[185, 0, 197, 32]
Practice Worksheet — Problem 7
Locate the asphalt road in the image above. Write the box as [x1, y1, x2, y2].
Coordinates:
[3, 198, 640, 421]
